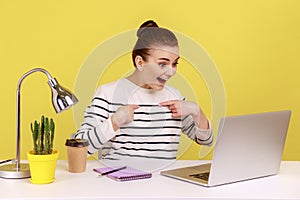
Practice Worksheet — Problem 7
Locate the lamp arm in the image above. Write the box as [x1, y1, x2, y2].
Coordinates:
[17, 68, 53, 89]
[15, 68, 54, 171]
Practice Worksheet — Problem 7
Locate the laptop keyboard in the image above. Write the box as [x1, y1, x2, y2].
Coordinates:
[189, 172, 210, 181]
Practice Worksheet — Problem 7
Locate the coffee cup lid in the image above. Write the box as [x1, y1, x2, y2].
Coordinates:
[65, 139, 89, 147]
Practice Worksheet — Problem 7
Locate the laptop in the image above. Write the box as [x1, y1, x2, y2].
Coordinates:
[161, 110, 291, 187]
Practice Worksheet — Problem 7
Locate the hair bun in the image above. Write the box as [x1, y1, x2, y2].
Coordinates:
[137, 20, 159, 37]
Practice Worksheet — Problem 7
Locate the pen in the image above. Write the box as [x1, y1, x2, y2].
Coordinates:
[0, 158, 14, 165]
[100, 166, 127, 176]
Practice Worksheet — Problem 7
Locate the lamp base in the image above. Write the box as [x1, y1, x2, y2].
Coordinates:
[0, 163, 30, 179]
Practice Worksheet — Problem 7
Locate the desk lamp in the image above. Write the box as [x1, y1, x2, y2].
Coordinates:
[0, 68, 78, 179]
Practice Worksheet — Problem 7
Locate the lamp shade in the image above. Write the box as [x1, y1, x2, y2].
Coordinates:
[48, 78, 78, 113]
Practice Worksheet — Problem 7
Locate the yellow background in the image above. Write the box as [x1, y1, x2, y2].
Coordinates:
[0, 0, 299, 161]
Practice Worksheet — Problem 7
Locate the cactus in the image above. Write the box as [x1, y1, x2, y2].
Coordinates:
[50, 118, 55, 154]
[30, 115, 55, 155]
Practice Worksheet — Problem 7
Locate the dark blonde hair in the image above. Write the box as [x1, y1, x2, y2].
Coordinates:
[132, 20, 178, 67]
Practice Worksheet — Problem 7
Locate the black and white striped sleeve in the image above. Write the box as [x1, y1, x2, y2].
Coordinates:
[181, 115, 213, 146]
[72, 89, 117, 154]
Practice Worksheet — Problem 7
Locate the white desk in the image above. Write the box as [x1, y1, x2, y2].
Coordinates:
[0, 160, 300, 200]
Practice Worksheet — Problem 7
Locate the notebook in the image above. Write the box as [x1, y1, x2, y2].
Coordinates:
[161, 110, 291, 187]
[94, 166, 152, 181]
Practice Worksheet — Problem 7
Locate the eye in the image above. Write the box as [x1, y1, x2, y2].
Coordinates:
[159, 63, 167, 68]
[172, 62, 178, 68]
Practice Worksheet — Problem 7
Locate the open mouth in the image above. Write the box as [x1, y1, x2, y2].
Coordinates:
[157, 77, 168, 85]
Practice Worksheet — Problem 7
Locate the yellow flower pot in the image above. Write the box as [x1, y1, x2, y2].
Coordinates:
[27, 150, 59, 184]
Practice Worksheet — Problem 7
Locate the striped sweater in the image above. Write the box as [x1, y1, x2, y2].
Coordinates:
[74, 78, 213, 163]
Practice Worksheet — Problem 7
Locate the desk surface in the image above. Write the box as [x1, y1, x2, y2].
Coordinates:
[0, 160, 300, 200]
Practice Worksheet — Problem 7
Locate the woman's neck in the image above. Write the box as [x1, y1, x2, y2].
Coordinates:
[126, 70, 147, 88]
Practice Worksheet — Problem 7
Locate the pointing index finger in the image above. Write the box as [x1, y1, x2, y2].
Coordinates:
[129, 104, 140, 109]
[159, 100, 176, 106]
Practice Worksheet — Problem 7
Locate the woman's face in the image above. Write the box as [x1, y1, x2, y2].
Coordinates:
[140, 45, 180, 91]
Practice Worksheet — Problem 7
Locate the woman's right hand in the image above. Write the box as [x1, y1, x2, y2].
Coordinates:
[111, 104, 139, 131]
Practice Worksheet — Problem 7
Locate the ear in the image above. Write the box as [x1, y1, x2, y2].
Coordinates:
[134, 55, 144, 67]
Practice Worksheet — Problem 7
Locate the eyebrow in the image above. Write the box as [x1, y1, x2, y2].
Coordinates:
[158, 57, 180, 62]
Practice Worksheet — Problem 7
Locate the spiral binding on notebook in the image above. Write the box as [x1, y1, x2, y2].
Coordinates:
[94, 166, 152, 181]
[111, 172, 152, 181]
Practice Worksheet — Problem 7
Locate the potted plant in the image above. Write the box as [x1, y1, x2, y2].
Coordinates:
[27, 115, 59, 184]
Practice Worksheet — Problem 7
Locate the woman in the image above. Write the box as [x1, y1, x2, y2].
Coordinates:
[73, 20, 213, 168]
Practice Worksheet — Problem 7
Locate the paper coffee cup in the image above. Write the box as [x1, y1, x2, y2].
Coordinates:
[65, 139, 89, 173]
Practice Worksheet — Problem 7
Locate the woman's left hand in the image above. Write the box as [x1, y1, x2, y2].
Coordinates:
[159, 100, 209, 130]
[159, 100, 199, 118]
